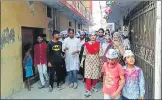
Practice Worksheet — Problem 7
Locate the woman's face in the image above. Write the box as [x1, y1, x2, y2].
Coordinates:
[90, 34, 96, 41]
[105, 38, 111, 43]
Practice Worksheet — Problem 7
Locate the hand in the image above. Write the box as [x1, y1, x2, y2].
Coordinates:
[34, 64, 37, 67]
[48, 62, 52, 67]
[72, 51, 77, 55]
[64, 47, 69, 51]
[139, 97, 144, 100]
[111, 91, 119, 99]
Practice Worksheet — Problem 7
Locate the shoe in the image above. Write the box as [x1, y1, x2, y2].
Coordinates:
[45, 80, 49, 87]
[28, 88, 31, 91]
[84, 90, 91, 97]
[48, 86, 53, 92]
[57, 85, 61, 88]
[73, 83, 78, 89]
[38, 85, 45, 89]
[92, 86, 98, 92]
[69, 83, 73, 88]
[60, 81, 64, 86]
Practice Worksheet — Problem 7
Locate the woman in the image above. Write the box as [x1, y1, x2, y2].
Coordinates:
[81, 32, 102, 97]
[112, 32, 125, 65]
[102, 35, 113, 63]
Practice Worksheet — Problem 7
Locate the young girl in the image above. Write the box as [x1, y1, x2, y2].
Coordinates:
[23, 44, 33, 91]
[122, 50, 145, 100]
[101, 49, 125, 99]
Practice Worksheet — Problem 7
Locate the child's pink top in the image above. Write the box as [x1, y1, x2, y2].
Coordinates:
[101, 62, 125, 95]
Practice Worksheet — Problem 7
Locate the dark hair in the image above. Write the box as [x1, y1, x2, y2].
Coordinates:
[52, 30, 60, 36]
[37, 34, 44, 38]
[98, 28, 105, 33]
[106, 29, 110, 33]
[24, 43, 32, 53]
[68, 28, 74, 33]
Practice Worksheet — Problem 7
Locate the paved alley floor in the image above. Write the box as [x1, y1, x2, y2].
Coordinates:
[8, 80, 103, 99]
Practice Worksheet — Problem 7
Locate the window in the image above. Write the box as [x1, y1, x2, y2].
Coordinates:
[69, 21, 72, 27]
[78, 1, 80, 9]
[78, 23, 81, 29]
[47, 6, 52, 18]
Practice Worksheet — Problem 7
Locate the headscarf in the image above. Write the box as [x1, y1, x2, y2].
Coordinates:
[113, 32, 124, 49]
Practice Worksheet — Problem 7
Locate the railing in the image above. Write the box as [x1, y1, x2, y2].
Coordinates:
[66, 0, 92, 22]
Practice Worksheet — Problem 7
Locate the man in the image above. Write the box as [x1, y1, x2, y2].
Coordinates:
[42, 34, 49, 44]
[78, 31, 86, 80]
[63, 28, 80, 89]
[79, 31, 86, 46]
[59, 33, 66, 43]
[59, 33, 67, 83]
[105, 29, 111, 37]
[34, 34, 49, 89]
[47, 30, 64, 92]
[96, 28, 105, 45]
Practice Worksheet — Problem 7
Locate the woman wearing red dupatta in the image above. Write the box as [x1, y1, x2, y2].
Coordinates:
[81, 32, 103, 97]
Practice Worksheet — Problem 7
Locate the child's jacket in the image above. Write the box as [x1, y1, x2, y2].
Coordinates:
[122, 65, 145, 99]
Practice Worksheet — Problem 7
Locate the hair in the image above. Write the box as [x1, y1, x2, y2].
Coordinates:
[98, 28, 105, 33]
[23, 43, 32, 58]
[52, 30, 60, 36]
[106, 29, 110, 33]
[68, 28, 74, 33]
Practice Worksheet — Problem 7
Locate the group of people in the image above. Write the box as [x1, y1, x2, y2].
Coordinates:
[23, 27, 145, 100]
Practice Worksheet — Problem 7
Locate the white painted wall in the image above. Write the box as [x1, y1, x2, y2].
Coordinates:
[154, 1, 161, 99]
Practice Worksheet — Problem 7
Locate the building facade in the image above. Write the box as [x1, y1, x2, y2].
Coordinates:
[1, 0, 92, 98]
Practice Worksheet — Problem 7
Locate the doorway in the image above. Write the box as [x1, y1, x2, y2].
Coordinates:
[21, 27, 44, 82]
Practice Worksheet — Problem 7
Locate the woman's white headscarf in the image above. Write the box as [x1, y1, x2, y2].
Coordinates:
[113, 32, 124, 49]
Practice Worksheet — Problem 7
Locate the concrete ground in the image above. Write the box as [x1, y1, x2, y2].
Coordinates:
[7, 79, 103, 99]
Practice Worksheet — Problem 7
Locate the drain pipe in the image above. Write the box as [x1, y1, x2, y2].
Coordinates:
[154, 1, 161, 99]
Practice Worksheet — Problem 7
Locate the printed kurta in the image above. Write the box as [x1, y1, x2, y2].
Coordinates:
[83, 43, 103, 79]
[63, 37, 80, 72]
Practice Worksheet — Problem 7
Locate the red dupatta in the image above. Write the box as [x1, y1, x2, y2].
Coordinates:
[84, 41, 100, 54]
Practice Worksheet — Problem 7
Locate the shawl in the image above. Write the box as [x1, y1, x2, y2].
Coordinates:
[84, 41, 100, 54]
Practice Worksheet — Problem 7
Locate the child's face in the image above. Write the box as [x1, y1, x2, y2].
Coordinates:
[108, 58, 117, 65]
[125, 56, 135, 65]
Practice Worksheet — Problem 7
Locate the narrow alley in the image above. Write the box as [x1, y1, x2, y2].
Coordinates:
[1, 0, 161, 99]
[7, 80, 103, 99]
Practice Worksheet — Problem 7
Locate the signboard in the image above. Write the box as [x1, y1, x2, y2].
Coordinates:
[107, 23, 115, 32]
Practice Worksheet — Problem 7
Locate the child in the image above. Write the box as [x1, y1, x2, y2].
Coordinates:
[101, 49, 125, 99]
[23, 44, 33, 91]
[122, 50, 145, 100]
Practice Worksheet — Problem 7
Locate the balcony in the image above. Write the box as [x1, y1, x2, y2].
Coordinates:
[61, 0, 92, 24]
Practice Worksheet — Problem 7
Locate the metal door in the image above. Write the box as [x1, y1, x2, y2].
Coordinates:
[128, 1, 156, 99]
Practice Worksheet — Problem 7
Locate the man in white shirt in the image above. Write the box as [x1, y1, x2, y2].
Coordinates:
[62, 28, 80, 89]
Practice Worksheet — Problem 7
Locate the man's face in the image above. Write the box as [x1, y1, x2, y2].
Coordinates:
[54, 34, 60, 40]
[37, 36, 43, 43]
[98, 30, 104, 37]
[125, 56, 135, 65]
[108, 58, 117, 65]
[96, 31, 98, 35]
[68, 31, 74, 38]
[80, 35, 84, 40]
